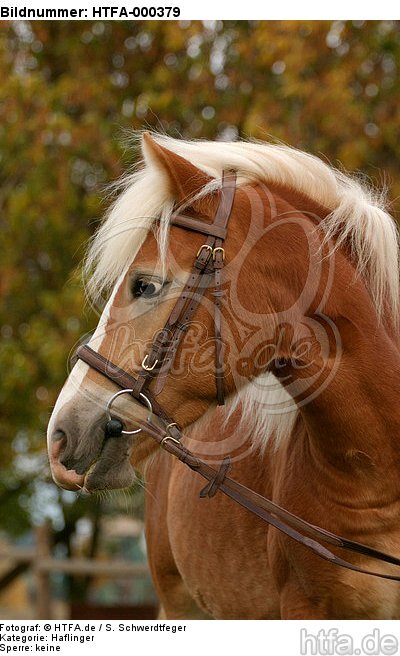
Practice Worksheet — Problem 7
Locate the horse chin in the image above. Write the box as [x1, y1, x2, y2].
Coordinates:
[83, 465, 136, 493]
[82, 434, 137, 493]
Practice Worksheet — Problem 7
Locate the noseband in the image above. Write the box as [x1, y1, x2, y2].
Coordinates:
[76, 170, 400, 582]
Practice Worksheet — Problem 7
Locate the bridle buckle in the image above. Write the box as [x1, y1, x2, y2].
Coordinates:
[142, 354, 159, 371]
[161, 435, 181, 448]
[213, 246, 225, 261]
[196, 244, 213, 260]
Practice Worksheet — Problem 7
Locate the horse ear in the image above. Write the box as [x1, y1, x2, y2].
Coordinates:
[141, 132, 212, 205]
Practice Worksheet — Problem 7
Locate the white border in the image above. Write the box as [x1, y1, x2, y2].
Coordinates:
[1, 0, 399, 20]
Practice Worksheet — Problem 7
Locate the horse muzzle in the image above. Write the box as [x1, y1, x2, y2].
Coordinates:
[47, 390, 153, 493]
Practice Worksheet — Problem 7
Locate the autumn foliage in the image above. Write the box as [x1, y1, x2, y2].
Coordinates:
[1, 20, 399, 496]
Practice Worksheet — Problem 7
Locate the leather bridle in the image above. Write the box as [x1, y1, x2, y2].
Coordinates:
[76, 169, 400, 582]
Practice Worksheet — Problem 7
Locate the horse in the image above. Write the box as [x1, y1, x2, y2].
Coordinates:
[47, 132, 400, 619]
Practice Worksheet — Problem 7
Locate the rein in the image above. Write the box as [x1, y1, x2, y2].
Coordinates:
[77, 170, 400, 582]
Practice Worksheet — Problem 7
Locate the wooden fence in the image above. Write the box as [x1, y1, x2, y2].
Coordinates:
[0, 525, 155, 619]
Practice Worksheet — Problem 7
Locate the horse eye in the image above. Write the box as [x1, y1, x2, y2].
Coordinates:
[131, 277, 163, 299]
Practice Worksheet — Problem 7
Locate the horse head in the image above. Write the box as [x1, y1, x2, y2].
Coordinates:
[47, 133, 399, 496]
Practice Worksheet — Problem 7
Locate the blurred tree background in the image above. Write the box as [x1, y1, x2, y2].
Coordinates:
[0, 19, 399, 603]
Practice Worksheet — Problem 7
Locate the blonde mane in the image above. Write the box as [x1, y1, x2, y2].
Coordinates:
[84, 132, 399, 450]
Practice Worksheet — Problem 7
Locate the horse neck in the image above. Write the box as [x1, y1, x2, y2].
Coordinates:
[241, 184, 400, 499]
[299, 311, 400, 461]
[280, 254, 400, 501]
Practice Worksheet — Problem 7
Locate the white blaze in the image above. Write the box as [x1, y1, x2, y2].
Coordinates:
[47, 272, 126, 447]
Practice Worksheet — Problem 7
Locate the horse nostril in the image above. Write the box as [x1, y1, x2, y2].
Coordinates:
[48, 427, 86, 491]
[52, 429, 77, 470]
[52, 429, 67, 445]
[49, 430, 68, 464]
[53, 430, 68, 456]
